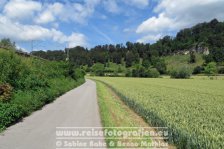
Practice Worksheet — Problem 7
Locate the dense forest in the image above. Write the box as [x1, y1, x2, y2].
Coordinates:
[20, 19, 224, 77]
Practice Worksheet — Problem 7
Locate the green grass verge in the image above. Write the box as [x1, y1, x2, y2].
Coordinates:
[96, 80, 153, 148]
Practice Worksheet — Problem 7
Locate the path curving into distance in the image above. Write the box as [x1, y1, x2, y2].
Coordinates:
[0, 80, 105, 149]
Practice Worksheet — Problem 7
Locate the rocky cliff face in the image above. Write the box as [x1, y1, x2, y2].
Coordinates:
[193, 42, 210, 55]
[192, 46, 209, 55]
[174, 43, 210, 55]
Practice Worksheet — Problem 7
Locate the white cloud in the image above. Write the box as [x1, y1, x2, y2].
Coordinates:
[137, 34, 162, 43]
[35, 3, 63, 24]
[0, 15, 51, 41]
[103, 0, 150, 14]
[3, 0, 41, 21]
[136, 0, 224, 42]
[136, 13, 174, 34]
[2, 0, 100, 25]
[123, 28, 135, 33]
[67, 33, 87, 48]
[50, 29, 67, 44]
[0, 16, 87, 47]
[103, 0, 120, 14]
[36, 11, 55, 24]
[57, 0, 100, 24]
[124, 0, 149, 8]
[0, 0, 90, 48]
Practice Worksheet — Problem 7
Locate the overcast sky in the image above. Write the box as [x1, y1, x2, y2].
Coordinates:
[0, 0, 224, 51]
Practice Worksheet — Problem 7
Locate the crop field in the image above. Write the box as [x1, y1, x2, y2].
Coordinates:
[91, 77, 224, 148]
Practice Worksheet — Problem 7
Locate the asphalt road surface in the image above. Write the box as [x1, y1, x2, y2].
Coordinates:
[0, 79, 106, 149]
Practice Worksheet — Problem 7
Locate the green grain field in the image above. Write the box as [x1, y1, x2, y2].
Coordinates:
[91, 77, 224, 148]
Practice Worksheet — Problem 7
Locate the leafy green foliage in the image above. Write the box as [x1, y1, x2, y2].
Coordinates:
[0, 50, 26, 87]
[170, 66, 192, 79]
[125, 69, 132, 77]
[208, 48, 224, 63]
[193, 66, 204, 74]
[189, 51, 196, 63]
[151, 57, 167, 74]
[125, 51, 139, 67]
[0, 38, 16, 50]
[142, 59, 150, 68]
[204, 62, 217, 76]
[91, 63, 105, 76]
[0, 103, 25, 131]
[218, 66, 224, 74]
[0, 49, 85, 131]
[145, 68, 160, 78]
[131, 65, 160, 78]
[73, 68, 86, 80]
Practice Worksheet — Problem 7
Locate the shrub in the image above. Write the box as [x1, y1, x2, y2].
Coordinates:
[189, 51, 196, 63]
[131, 65, 144, 77]
[0, 51, 26, 86]
[131, 67, 160, 78]
[218, 66, 224, 74]
[204, 62, 217, 76]
[193, 66, 204, 74]
[142, 59, 150, 68]
[132, 69, 139, 77]
[92, 63, 105, 76]
[170, 66, 192, 79]
[203, 54, 213, 63]
[0, 103, 25, 130]
[125, 69, 132, 77]
[16, 73, 49, 90]
[73, 68, 85, 80]
[145, 68, 160, 78]
[152, 57, 167, 74]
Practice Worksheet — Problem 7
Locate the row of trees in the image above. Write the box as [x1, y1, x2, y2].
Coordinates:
[32, 19, 224, 67]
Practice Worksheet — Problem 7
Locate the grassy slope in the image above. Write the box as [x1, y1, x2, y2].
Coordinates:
[92, 77, 224, 148]
[164, 53, 204, 72]
[0, 49, 85, 131]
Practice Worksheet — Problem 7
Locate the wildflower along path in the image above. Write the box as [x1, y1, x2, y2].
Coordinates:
[0, 80, 105, 149]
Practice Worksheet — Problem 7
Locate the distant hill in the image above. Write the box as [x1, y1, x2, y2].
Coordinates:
[32, 19, 224, 66]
